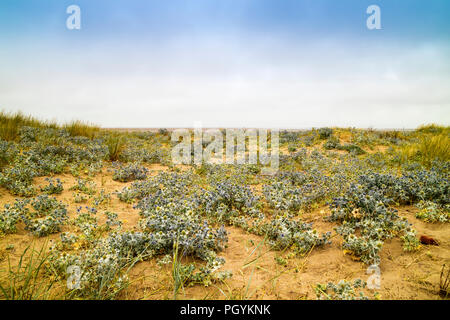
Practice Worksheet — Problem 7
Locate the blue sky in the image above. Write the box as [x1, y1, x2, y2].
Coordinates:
[0, 0, 449, 128]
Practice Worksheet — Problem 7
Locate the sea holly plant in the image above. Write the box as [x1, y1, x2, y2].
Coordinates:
[21, 195, 68, 237]
[315, 279, 374, 300]
[196, 180, 263, 223]
[70, 179, 97, 195]
[138, 200, 228, 261]
[261, 213, 332, 254]
[0, 196, 69, 237]
[116, 179, 161, 203]
[415, 201, 449, 223]
[112, 162, 148, 182]
[0, 165, 36, 197]
[104, 211, 122, 230]
[263, 170, 333, 213]
[326, 170, 436, 265]
[93, 189, 112, 207]
[342, 235, 383, 265]
[48, 231, 153, 299]
[73, 206, 99, 239]
[40, 177, 64, 195]
[0, 199, 29, 235]
[73, 192, 88, 203]
[401, 228, 421, 252]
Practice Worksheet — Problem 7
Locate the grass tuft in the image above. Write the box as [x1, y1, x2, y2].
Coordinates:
[104, 133, 126, 161]
[0, 110, 58, 141]
[64, 120, 100, 139]
[0, 110, 100, 141]
[0, 242, 59, 300]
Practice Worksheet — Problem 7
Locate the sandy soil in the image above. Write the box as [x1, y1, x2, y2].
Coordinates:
[0, 163, 449, 300]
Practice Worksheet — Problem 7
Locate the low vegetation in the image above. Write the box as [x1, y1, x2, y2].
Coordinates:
[0, 112, 448, 300]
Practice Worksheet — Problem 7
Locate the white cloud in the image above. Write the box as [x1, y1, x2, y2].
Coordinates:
[0, 36, 449, 128]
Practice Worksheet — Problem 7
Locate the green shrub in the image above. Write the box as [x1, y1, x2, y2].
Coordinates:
[323, 136, 340, 150]
[338, 144, 366, 155]
[415, 201, 449, 223]
[64, 120, 100, 139]
[315, 279, 372, 300]
[342, 235, 383, 265]
[318, 127, 333, 140]
[104, 134, 126, 161]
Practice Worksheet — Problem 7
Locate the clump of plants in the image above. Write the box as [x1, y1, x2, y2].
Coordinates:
[117, 171, 193, 203]
[0, 243, 58, 300]
[280, 131, 300, 144]
[415, 201, 449, 223]
[112, 162, 148, 182]
[48, 231, 152, 299]
[104, 211, 122, 230]
[323, 138, 366, 155]
[138, 200, 228, 261]
[342, 234, 383, 265]
[262, 213, 331, 254]
[73, 192, 88, 203]
[70, 179, 96, 195]
[318, 127, 333, 140]
[170, 242, 232, 298]
[119, 145, 164, 164]
[328, 173, 423, 264]
[197, 180, 263, 223]
[0, 195, 68, 237]
[21, 195, 68, 237]
[323, 136, 340, 150]
[0, 164, 36, 197]
[0, 200, 28, 235]
[401, 229, 421, 252]
[117, 179, 160, 203]
[264, 169, 333, 212]
[396, 132, 449, 167]
[0, 139, 18, 167]
[40, 177, 64, 195]
[104, 134, 125, 161]
[264, 180, 326, 212]
[315, 279, 372, 300]
[72, 206, 99, 239]
[93, 190, 112, 207]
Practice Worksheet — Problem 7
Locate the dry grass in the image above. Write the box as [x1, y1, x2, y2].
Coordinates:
[0, 111, 100, 141]
[0, 111, 58, 141]
[417, 134, 450, 165]
[63, 120, 100, 139]
[0, 242, 59, 300]
[440, 264, 450, 298]
[396, 132, 449, 166]
[416, 124, 449, 135]
[103, 133, 126, 161]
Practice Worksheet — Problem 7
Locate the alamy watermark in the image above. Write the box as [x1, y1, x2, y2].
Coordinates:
[367, 5, 381, 30]
[171, 127, 279, 175]
[65, 4, 382, 31]
[366, 264, 381, 289]
[67, 265, 81, 290]
[66, 5, 81, 30]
